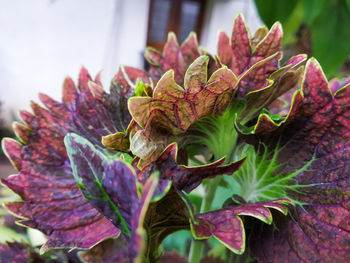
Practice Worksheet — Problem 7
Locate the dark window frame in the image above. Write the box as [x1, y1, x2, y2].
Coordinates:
[146, 0, 207, 50]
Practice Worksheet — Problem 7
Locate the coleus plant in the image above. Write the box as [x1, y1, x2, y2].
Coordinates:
[1, 14, 349, 263]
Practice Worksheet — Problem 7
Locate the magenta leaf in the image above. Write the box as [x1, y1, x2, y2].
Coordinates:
[238, 54, 306, 123]
[0, 242, 81, 263]
[217, 15, 306, 124]
[190, 199, 291, 254]
[64, 133, 139, 235]
[145, 32, 202, 86]
[329, 76, 350, 94]
[217, 14, 282, 96]
[64, 134, 190, 262]
[243, 59, 350, 262]
[0, 67, 148, 251]
[108, 66, 150, 131]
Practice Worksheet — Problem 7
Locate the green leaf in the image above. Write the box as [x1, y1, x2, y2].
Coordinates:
[135, 80, 148, 97]
[0, 226, 26, 243]
[254, 0, 299, 27]
[311, 1, 350, 76]
[187, 193, 203, 214]
[282, 1, 304, 45]
[211, 179, 240, 210]
[162, 230, 191, 256]
[301, 0, 327, 25]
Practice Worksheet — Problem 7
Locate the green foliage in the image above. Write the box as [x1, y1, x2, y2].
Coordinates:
[162, 230, 192, 256]
[232, 144, 314, 204]
[311, 0, 350, 75]
[254, 0, 299, 27]
[301, 0, 327, 25]
[188, 101, 243, 163]
[254, 0, 350, 76]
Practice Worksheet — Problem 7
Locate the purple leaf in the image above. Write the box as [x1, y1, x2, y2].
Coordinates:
[108, 66, 150, 131]
[135, 143, 245, 193]
[65, 133, 139, 234]
[190, 199, 291, 254]
[137, 186, 191, 262]
[145, 32, 202, 86]
[243, 59, 350, 262]
[1, 66, 148, 251]
[0, 242, 46, 263]
[238, 54, 306, 123]
[218, 14, 283, 96]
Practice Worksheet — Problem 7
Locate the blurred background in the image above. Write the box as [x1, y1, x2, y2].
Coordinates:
[0, 0, 263, 174]
[0, 0, 262, 123]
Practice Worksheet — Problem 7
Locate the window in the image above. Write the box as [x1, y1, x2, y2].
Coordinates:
[146, 0, 206, 50]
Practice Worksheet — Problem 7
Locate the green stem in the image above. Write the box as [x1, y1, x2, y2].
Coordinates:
[188, 239, 204, 263]
[188, 176, 222, 263]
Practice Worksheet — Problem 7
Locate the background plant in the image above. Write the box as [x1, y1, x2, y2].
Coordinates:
[254, 0, 350, 77]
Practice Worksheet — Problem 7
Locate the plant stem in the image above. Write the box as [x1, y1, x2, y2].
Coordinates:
[188, 239, 204, 263]
[188, 176, 222, 263]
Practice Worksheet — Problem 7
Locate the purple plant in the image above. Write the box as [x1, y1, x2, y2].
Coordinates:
[1, 15, 349, 263]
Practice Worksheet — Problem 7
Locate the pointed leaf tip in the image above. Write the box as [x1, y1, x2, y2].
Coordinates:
[235, 13, 246, 24]
[12, 122, 31, 144]
[79, 66, 93, 90]
[62, 76, 78, 107]
[2, 138, 22, 170]
[19, 110, 35, 126]
[302, 58, 331, 101]
[184, 55, 209, 87]
[2, 66, 134, 251]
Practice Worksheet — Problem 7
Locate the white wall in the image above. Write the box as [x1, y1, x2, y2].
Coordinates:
[103, 0, 149, 85]
[0, 0, 149, 122]
[0, 0, 262, 124]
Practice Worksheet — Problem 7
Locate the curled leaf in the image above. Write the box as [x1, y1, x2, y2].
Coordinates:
[190, 199, 291, 255]
[135, 143, 245, 193]
[128, 55, 238, 167]
[243, 59, 350, 262]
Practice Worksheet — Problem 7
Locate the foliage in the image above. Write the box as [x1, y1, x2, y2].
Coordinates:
[254, 0, 350, 77]
[1, 14, 349, 263]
